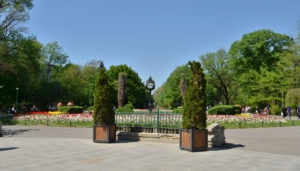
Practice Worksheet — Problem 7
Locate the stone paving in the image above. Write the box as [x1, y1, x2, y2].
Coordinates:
[1, 125, 300, 171]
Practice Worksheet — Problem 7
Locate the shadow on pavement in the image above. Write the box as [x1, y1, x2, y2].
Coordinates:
[209, 143, 245, 151]
[2, 128, 40, 137]
[0, 147, 19, 152]
[116, 139, 140, 143]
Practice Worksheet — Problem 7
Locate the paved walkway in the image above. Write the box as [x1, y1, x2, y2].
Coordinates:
[1, 125, 300, 171]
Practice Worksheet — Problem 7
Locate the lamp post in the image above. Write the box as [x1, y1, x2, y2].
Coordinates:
[16, 88, 19, 113]
[146, 77, 155, 112]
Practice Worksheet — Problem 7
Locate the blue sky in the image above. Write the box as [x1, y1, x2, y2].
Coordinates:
[27, 0, 300, 87]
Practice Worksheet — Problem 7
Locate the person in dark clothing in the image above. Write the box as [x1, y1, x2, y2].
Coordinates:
[287, 106, 291, 120]
[282, 107, 287, 118]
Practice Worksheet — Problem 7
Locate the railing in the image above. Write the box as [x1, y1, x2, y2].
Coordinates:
[115, 110, 182, 134]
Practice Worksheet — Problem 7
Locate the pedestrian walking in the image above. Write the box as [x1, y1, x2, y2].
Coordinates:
[287, 106, 291, 120]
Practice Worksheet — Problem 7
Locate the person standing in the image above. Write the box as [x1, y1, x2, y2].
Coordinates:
[266, 106, 270, 115]
[287, 106, 291, 120]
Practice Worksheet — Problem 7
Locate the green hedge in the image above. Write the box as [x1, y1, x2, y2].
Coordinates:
[87, 106, 94, 111]
[115, 103, 133, 113]
[208, 105, 242, 115]
[172, 108, 183, 114]
[58, 106, 84, 114]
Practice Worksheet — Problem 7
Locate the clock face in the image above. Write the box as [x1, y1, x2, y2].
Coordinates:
[147, 82, 154, 89]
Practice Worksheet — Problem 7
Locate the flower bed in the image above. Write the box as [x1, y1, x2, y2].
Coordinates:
[12, 113, 287, 128]
[207, 114, 286, 124]
[14, 114, 93, 122]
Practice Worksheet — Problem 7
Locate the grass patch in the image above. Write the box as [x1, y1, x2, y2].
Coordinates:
[220, 120, 300, 129]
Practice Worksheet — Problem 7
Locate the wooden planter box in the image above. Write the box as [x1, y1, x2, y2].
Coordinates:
[93, 124, 116, 143]
[179, 129, 208, 152]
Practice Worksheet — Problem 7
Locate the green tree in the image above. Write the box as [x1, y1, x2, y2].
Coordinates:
[54, 64, 87, 106]
[154, 64, 191, 109]
[285, 88, 300, 109]
[0, 0, 33, 40]
[228, 30, 294, 107]
[41, 41, 68, 81]
[229, 29, 293, 74]
[82, 60, 99, 106]
[0, 34, 42, 109]
[93, 62, 114, 125]
[107, 64, 147, 108]
[200, 49, 233, 105]
[182, 61, 207, 129]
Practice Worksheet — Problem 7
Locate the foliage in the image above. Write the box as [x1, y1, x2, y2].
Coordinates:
[107, 65, 147, 108]
[93, 62, 115, 125]
[154, 64, 191, 109]
[285, 88, 300, 108]
[200, 49, 233, 105]
[0, 34, 42, 110]
[229, 29, 293, 74]
[233, 105, 242, 114]
[270, 105, 281, 115]
[208, 105, 238, 115]
[41, 41, 68, 81]
[0, 0, 33, 40]
[87, 106, 94, 111]
[182, 61, 207, 129]
[172, 108, 183, 114]
[54, 64, 87, 106]
[228, 29, 295, 107]
[115, 103, 134, 113]
[58, 106, 83, 114]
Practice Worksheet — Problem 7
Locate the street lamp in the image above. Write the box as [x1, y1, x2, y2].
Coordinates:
[146, 77, 155, 112]
[16, 87, 19, 113]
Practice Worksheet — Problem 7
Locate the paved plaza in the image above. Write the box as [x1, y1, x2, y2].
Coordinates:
[1, 125, 300, 171]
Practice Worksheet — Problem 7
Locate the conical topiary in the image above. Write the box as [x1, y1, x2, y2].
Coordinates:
[180, 73, 187, 105]
[117, 72, 127, 108]
[182, 61, 207, 129]
[93, 61, 115, 125]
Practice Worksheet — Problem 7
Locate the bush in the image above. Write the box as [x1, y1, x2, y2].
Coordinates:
[172, 108, 183, 114]
[285, 88, 300, 109]
[115, 103, 133, 113]
[182, 61, 207, 129]
[271, 105, 281, 115]
[233, 105, 242, 114]
[58, 106, 83, 113]
[87, 106, 94, 111]
[208, 105, 234, 115]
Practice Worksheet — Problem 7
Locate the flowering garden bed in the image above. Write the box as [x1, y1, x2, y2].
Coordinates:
[6, 113, 300, 129]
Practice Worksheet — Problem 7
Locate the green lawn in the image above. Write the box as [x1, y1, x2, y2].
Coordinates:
[220, 120, 300, 129]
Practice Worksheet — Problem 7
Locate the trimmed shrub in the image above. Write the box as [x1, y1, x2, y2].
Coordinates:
[172, 108, 183, 114]
[208, 105, 234, 115]
[93, 62, 115, 125]
[115, 103, 133, 113]
[233, 105, 242, 114]
[58, 106, 83, 113]
[271, 105, 281, 115]
[182, 61, 207, 129]
[87, 106, 94, 111]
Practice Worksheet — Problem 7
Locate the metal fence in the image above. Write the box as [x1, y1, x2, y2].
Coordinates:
[115, 110, 182, 133]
